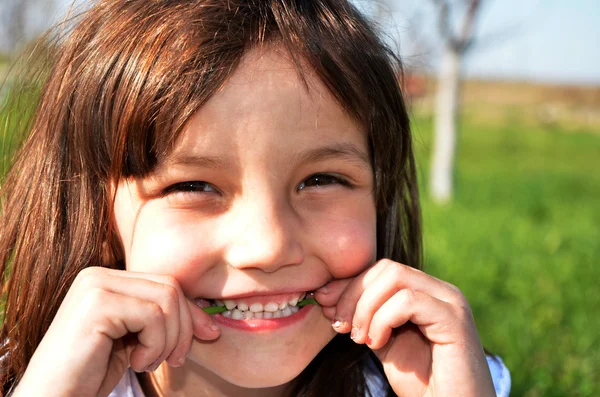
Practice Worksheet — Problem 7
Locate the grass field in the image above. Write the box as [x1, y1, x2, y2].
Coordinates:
[1, 78, 599, 396]
[412, 111, 599, 396]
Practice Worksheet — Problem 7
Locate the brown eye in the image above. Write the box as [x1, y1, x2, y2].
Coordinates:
[297, 173, 351, 191]
[164, 181, 219, 194]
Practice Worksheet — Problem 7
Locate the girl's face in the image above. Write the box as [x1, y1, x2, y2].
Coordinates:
[113, 46, 376, 392]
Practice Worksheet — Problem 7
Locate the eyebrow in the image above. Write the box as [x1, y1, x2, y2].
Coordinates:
[164, 152, 232, 169]
[162, 142, 371, 170]
[293, 142, 372, 169]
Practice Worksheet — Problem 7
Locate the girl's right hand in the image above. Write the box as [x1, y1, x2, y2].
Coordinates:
[13, 267, 220, 397]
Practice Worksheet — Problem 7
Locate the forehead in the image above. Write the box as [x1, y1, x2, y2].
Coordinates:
[163, 45, 367, 163]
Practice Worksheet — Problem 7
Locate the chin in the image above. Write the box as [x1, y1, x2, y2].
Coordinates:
[187, 315, 336, 388]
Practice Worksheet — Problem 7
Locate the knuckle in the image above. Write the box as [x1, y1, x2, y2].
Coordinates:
[159, 283, 180, 307]
[446, 282, 463, 296]
[456, 300, 474, 321]
[443, 286, 473, 319]
[397, 289, 415, 306]
[84, 287, 106, 306]
[159, 275, 180, 290]
[79, 288, 107, 319]
[146, 302, 165, 322]
[446, 283, 469, 305]
[385, 261, 407, 281]
[74, 267, 103, 289]
[379, 258, 397, 268]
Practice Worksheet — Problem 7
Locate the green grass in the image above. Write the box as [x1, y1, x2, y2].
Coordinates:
[0, 81, 40, 175]
[413, 116, 600, 396]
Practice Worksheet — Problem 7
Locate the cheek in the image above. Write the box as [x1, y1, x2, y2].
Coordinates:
[123, 214, 217, 281]
[313, 216, 377, 279]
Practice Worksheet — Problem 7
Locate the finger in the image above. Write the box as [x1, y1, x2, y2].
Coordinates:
[164, 295, 193, 368]
[76, 270, 183, 368]
[328, 262, 388, 333]
[77, 269, 182, 366]
[366, 289, 454, 350]
[128, 274, 193, 368]
[332, 260, 463, 332]
[321, 306, 337, 321]
[349, 267, 408, 344]
[91, 290, 167, 372]
[188, 300, 221, 341]
[313, 278, 353, 308]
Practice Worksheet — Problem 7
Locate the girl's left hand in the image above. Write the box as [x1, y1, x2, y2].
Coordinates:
[314, 259, 496, 397]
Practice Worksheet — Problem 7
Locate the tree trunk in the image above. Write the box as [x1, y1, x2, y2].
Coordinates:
[430, 45, 461, 204]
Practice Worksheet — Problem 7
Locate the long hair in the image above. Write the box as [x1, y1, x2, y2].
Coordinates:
[0, 1, 421, 395]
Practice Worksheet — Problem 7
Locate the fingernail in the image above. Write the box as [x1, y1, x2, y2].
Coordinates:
[178, 356, 186, 366]
[332, 317, 346, 329]
[208, 322, 220, 332]
[350, 327, 360, 341]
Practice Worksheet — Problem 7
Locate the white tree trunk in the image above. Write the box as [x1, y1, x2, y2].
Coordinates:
[430, 45, 461, 204]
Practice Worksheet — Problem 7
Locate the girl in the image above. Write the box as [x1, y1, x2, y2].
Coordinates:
[0, 0, 510, 396]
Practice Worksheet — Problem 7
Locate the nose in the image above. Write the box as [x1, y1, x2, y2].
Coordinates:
[223, 196, 304, 273]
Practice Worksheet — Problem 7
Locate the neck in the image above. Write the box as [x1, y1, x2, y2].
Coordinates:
[137, 362, 292, 397]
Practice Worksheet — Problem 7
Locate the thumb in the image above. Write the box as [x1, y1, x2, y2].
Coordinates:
[187, 300, 221, 341]
[314, 278, 354, 321]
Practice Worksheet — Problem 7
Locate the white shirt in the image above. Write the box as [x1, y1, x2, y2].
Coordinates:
[109, 355, 511, 397]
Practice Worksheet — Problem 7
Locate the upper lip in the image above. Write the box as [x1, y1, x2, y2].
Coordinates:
[197, 285, 323, 301]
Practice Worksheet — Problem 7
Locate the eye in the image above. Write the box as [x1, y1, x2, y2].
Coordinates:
[297, 173, 352, 191]
[163, 181, 219, 195]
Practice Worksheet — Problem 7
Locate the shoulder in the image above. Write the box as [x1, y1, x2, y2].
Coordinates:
[363, 354, 511, 397]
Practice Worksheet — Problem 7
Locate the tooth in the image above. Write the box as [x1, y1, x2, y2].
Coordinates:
[282, 307, 293, 317]
[273, 310, 283, 318]
[290, 305, 299, 313]
[223, 310, 232, 318]
[231, 309, 244, 320]
[279, 301, 288, 310]
[263, 311, 273, 319]
[237, 302, 249, 311]
[299, 292, 306, 301]
[249, 303, 263, 312]
[254, 312, 264, 319]
[288, 297, 299, 306]
[264, 302, 278, 312]
[224, 300, 237, 310]
[244, 311, 254, 319]
[215, 299, 224, 306]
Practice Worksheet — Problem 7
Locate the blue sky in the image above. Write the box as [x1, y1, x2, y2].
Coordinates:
[356, 0, 600, 85]
[42, 0, 599, 85]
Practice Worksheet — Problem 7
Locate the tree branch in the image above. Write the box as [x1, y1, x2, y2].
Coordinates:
[457, 0, 482, 52]
[432, 0, 455, 44]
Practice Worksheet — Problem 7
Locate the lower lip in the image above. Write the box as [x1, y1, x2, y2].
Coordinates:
[212, 304, 315, 332]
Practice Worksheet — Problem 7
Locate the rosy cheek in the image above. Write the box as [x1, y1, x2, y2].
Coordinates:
[317, 220, 376, 279]
[126, 225, 214, 282]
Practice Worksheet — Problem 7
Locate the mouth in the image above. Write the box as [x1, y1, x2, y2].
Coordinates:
[196, 291, 316, 320]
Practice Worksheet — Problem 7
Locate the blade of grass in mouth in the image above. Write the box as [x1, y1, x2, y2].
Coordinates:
[202, 297, 319, 314]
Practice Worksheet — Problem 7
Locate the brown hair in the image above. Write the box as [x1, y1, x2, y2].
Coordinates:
[0, 0, 421, 395]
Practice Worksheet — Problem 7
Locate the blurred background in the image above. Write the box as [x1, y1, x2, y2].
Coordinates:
[1, 0, 598, 395]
